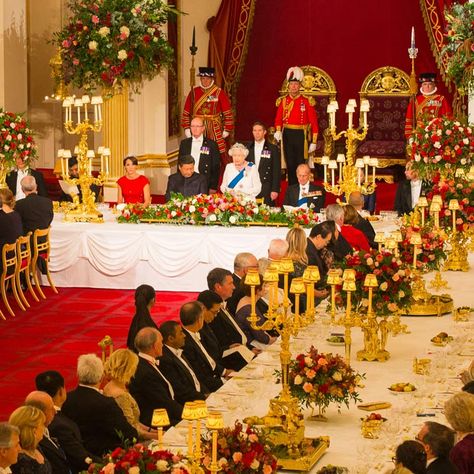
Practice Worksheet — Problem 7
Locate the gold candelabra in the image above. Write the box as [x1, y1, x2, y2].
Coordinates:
[444, 198, 470, 272]
[60, 95, 108, 223]
[322, 99, 377, 202]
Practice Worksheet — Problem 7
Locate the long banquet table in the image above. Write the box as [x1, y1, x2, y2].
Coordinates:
[163, 256, 474, 472]
[48, 210, 397, 291]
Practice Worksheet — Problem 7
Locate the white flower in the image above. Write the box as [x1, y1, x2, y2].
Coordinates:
[6, 134, 11, 141]
[304, 356, 312, 366]
[189, 205, 196, 213]
[117, 49, 127, 60]
[229, 215, 237, 224]
[10, 123, 15, 129]
[116, 203, 126, 211]
[333, 371, 342, 381]
[153, 37, 158, 43]
[294, 375, 303, 385]
[433, 142, 441, 149]
[128, 467, 140, 474]
[156, 460, 169, 471]
[461, 158, 467, 165]
[463, 138, 469, 145]
[252, 207, 259, 214]
[250, 460, 260, 470]
[98, 26, 110, 37]
[147, 27, 156, 34]
[17, 133, 22, 140]
[218, 458, 228, 467]
[120, 26, 130, 38]
[171, 210, 177, 217]
[88, 40, 98, 51]
[19, 144, 24, 150]
[208, 214, 217, 222]
[4, 145, 9, 151]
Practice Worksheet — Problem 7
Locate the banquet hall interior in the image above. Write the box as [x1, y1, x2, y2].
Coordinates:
[1, 0, 474, 473]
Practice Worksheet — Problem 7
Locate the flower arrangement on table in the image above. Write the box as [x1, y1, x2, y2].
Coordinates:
[52, 0, 178, 93]
[409, 117, 473, 180]
[201, 421, 278, 474]
[116, 193, 320, 227]
[332, 249, 413, 317]
[442, 2, 474, 95]
[285, 346, 364, 415]
[85, 443, 189, 473]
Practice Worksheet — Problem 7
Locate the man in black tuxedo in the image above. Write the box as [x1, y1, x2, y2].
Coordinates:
[283, 163, 325, 211]
[416, 421, 459, 473]
[7, 155, 47, 199]
[15, 175, 54, 235]
[348, 191, 377, 249]
[62, 354, 137, 457]
[178, 117, 220, 193]
[181, 301, 234, 392]
[35, 370, 99, 474]
[158, 320, 209, 404]
[129, 327, 183, 427]
[394, 163, 429, 217]
[25, 390, 72, 474]
[165, 154, 208, 201]
[325, 203, 352, 260]
[246, 121, 281, 205]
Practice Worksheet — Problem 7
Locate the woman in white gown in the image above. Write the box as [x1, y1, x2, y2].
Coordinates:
[220, 143, 262, 199]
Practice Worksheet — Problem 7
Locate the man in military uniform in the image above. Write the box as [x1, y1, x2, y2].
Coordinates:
[405, 72, 452, 139]
[274, 66, 318, 186]
[181, 67, 234, 164]
[245, 121, 281, 205]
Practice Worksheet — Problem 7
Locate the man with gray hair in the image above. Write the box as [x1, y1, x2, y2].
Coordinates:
[14, 175, 53, 237]
[0, 423, 21, 473]
[325, 203, 352, 260]
[348, 191, 376, 248]
[62, 354, 137, 457]
[227, 252, 259, 316]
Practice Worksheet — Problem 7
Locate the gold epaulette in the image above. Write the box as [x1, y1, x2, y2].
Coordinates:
[308, 97, 316, 107]
[276, 97, 283, 107]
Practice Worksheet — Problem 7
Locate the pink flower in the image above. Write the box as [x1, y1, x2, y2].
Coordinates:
[73, 58, 80, 65]
[62, 39, 71, 48]
[92, 15, 100, 24]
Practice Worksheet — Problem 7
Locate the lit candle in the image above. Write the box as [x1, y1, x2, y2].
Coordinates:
[321, 156, 329, 183]
[329, 161, 337, 186]
[363, 155, 370, 183]
[411, 26, 415, 49]
[82, 95, 90, 120]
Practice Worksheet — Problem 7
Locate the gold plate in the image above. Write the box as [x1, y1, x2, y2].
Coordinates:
[357, 401, 391, 411]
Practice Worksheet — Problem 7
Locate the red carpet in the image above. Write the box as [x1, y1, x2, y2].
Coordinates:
[0, 287, 197, 421]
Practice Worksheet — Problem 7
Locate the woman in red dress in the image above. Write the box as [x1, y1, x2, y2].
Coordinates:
[341, 205, 370, 252]
[117, 156, 151, 206]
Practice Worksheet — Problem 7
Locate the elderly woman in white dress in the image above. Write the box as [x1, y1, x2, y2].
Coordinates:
[220, 143, 262, 199]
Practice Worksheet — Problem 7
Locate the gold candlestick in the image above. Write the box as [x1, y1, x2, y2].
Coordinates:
[342, 269, 357, 364]
[327, 269, 342, 323]
[417, 196, 428, 227]
[151, 408, 170, 449]
[374, 232, 385, 253]
[448, 199, 460, 233]
[182, 401, 199, 459]
[206, 412, 224, 474]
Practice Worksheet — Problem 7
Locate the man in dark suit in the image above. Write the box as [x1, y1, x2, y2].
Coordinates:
[7, 155, 48, 199]
[15, 175, 54, 235]
[325, 203, 352, 260]
[158, 320, 209, 404]
[62, 354, 138, 457]
[129, 327, 183, 427]
[349, 191, 377, 249]
[35, 370, 99, 474]
[25, 390, 71, 474]
[165, 154, 208, 201]
[178, 117, 220, 193]
[181, 301, 233, 392]
[394, 163, 429, 217]
[416, 421, 459, 473]
[60, 157, 100, 203]
[283, 163, 325, 211]
[246, 121, 281, 205]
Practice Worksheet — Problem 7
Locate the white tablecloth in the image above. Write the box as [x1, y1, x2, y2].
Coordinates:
[49, 211, 397, 291]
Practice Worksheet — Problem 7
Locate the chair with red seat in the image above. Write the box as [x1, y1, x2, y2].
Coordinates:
[31, 227, 58, 299]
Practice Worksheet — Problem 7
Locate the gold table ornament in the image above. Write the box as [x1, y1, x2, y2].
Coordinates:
[374, 232, 386, 252]
[341, 269, 357, 364]
[181, 401, 200, 459]
[151, 408, 170, 449]
[205, 412, 225, 474]
[327, 269, 342, 323]
[417, 196, 428, 226]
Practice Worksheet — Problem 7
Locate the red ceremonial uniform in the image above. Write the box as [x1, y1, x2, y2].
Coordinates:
[181, 84, 234, 155]
[405, 93, 452, 139]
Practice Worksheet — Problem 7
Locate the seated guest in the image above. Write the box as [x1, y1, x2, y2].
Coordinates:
[286, 227, 308, 279]
[283, 163, 325, 211]
[60, 157, 100, 203]
[462, 380, 474, 394]
[117, 156, 151, 207]
[356, 169, 376, 214]
[62, 354, 137, 457]
[24, 391, 70, 474]
[129, 328, 183, 427]
[0, 423, 21, 473]
[103, 349, 157, 441]
[220, 143, 262, 199]
[181, 301, 232, 392]
[259, 239, 290, 273]
[15, 176, 53, 236]
[392, 440, 427, 474]
[178, 117, 220, 194]
[7, 154, 48, 199]
[165, 154, 208, 201]
[348, 191, 377, 249]
[394, 162, 429, 217]
[9, 405, 51, 473]
[235, 275, 278, 352]
[459, 360, 474, 385]
[0, 188, 22, 250]
[341, 205, 370, 252]
[226, 252, 259, 317]
[416, 421, 458, 473]
[159, 320, 209, 403]
[35, 370, 98, 473]
[444, 392, 474, 474]
[325, 203, 352, 260]
[127, 284, 159, 351]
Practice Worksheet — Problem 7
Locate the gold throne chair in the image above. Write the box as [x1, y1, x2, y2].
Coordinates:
[357, 66, 411, 169]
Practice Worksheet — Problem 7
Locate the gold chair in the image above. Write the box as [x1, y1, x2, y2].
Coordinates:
[1, 242, 25, 317]
[16, 232, 39, 307]
[31, 227, 58, 299]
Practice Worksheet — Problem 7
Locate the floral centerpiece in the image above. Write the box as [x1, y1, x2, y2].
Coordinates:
[332, 249, 413, 316]
[201, 421, 278, 474]
[285, 346, 364, 416]
[85, 443, 189, 473]
[409, 117, 473, 180]
[52, 0, 178, 93]
[442, 2, 474, 95]
[116, 193, 320, 228]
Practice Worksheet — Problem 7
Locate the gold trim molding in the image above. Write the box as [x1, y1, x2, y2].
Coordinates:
[136, 150, 179, 168]
[359, 66, 411, 97]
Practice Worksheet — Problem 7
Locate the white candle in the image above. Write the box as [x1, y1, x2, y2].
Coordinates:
[348, 112, 353, 129]
[98, 104, 102, 122]
[105, 154, 109, 175]
[324, 164, 327, 183]
[60, 157, 65, 177]
[411, 26, 415, 48]
[363, 112, 367, 128]
[89, 160, 92, 175]
[331, 168, 335, 186]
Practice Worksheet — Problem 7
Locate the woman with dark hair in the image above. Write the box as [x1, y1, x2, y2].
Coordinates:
[126, 284, 158, 351]
[392, 440, 427, 474]
[0, 188, 23, 250]
[117, 156, 151, 206]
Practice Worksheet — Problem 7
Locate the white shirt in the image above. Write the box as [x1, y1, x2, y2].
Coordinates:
[411, 179, 422, 209]
[184, 329, 217, 371]
[165, 344, 200, 391]
[253, 141, 264, 169]
[15, 169, 28, 200]
[191, 135, 204, 172]
[138, 352, 175, 399]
